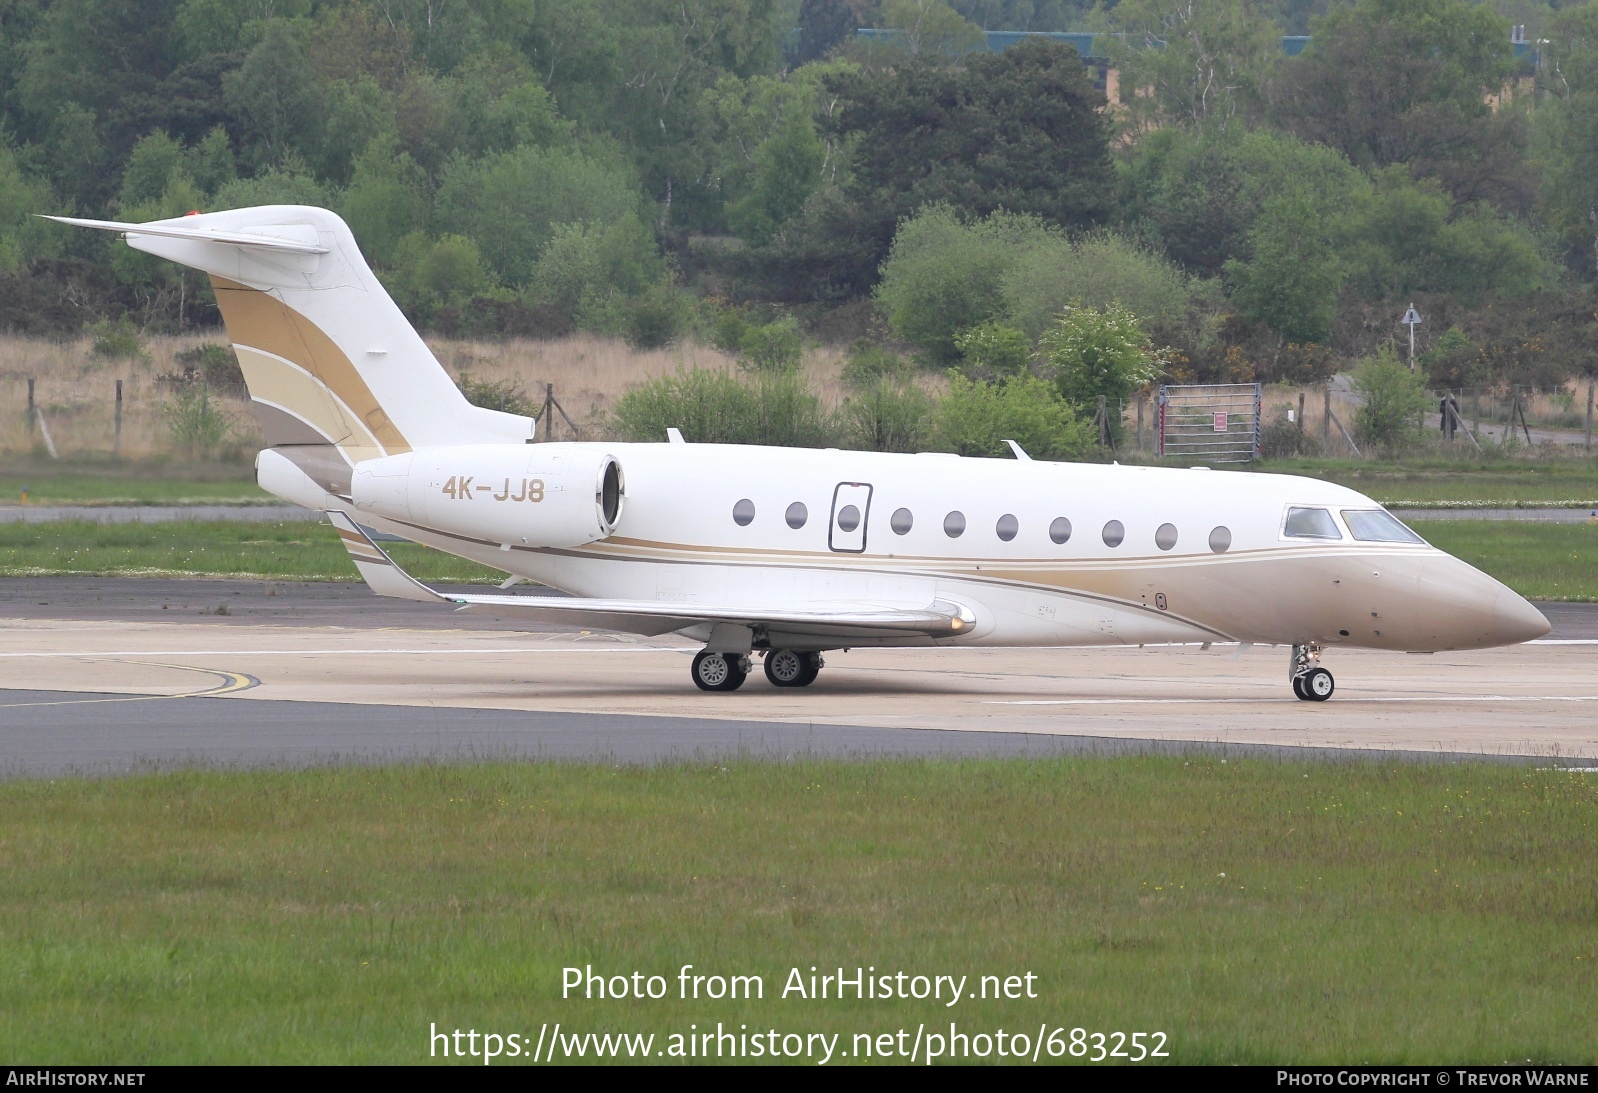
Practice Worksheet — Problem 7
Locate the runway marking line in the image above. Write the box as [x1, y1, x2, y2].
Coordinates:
[0, 662, 258, 709]
[989, 695, 1598, 706]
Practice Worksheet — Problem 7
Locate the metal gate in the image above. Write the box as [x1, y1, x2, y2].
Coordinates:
[1156, 383, 1262, 463]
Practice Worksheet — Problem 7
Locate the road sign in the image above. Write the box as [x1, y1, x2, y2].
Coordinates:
[1402, 304, 1422, 369]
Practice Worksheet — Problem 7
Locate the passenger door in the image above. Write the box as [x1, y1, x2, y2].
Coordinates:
[829, 482, 873, 553]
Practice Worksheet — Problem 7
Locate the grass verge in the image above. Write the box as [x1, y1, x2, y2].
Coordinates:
[1, 518, 1595, 600]
[1410, 520, 1598, 601]
[0, 520, 504, 583]
[0, 757, 1592, 1064]
[0, 458, 267, 505]
[1258, 456, 1598, 506]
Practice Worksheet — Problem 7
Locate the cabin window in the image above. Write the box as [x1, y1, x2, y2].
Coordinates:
[1342, 509, 1426, 544]
[944, 511, 966, 537]
[837, 504, 861, 532]
[1209, 526, 1232, 553]
[785, 502, 808, 529]
[891, 507, 914, 535]
[996, 514, 1018, 541]
[732, 499, 755, 526]
[1049, 517, 1072, 544]
[1102, 520, 1125, 547]
[1155, 523, 1178, 550]
[1283, 506, 1342, 540]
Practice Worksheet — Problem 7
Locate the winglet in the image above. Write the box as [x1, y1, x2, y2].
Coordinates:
[1003, 439, 1032, 461]
[325, 511, 448, 604]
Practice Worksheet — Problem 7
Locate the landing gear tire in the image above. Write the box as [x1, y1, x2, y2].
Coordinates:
[692, 650, 748, 692]
[764, 649, 823, 688]
[1299, 666, 1334, 702]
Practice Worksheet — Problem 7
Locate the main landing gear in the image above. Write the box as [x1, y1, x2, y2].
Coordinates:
[1290, 642, 1334, 702]
[690, 648, 825, 691]
[763, 649, 823, 688]
[691, 649, 750, 691]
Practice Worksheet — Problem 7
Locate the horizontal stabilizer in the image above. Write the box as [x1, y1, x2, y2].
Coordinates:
[41, 215, 329, 255]
[326, 511, 973, 640]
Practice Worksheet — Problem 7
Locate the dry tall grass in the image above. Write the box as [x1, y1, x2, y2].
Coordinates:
[0, 333, 853, 457]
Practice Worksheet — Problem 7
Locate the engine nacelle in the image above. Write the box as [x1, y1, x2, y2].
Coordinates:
[351, 444, 624, 548]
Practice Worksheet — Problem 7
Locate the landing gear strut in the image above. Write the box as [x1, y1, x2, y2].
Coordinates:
[691, 649, 750, 692]
[1290, 643, 1334, 702]
[763, 649, 823, 688]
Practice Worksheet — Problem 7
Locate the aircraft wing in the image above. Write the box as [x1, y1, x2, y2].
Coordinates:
[326, 511, 973, 639]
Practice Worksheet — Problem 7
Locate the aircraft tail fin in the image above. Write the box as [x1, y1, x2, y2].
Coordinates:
[48, 207, 533, 498]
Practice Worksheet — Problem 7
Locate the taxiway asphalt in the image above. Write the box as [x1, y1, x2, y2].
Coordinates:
[0, 578, 1593, 778]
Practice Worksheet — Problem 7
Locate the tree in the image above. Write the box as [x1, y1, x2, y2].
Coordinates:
[1274, 0, 1527, 211]
[340, 134, 428, 268]
[874, 206, 1041, 362]
[824, 37, 1113, 279]
[1351, 344, 1430, 451]
[795, 0, 861, 63]
[223, 21, 321, 168]
[435, 145, 644, 287]
[1107, 0, 1283, 132]
[1224, 189, 1345, 344]
[880, 0, 984, 56]
[1040, 306, 1163, 431]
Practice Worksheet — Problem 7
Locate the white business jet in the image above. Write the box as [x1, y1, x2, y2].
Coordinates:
[51, 207, 1550, 698]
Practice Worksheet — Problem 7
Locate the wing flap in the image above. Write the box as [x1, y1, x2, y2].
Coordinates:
[325, 511, 972, 639]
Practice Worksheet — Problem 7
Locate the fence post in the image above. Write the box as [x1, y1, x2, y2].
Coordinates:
[1587, 379, 1594, 451]
[114, 379, 123, 455]
[1136, 394, 1144, 453]
[26, 378, 35, 434]
[1297, 390, 1305, 437]
[1321, 385, 1331, 448]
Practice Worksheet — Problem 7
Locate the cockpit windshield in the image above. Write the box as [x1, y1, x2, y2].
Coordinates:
[1341, 509, 1426, 544]
[1283, 506, 1342, 539]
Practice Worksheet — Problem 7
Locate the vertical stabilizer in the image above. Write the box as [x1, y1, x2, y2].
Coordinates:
[48, 207, 533, 498]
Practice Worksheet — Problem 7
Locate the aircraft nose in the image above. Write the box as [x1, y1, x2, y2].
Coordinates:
[1493, 588, 1551, 645]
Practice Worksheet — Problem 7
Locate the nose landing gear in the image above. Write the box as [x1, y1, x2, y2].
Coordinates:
[1290, 643, 1335, 702]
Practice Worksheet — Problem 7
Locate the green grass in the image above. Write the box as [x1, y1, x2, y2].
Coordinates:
[1257, 456, 1598, 506]
[1412, 520, 1598, 601]
[0, 520, 504, 583]
[2, 518, 1595, 599]
[0, 458, 267, 506]
[1, 758, 1593, 1064]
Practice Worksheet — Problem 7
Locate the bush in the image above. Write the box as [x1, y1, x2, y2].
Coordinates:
[614, 369, 758, 444]
[1351, 345, 1431, 452]
[90, 318, 148, 362]
[840, 378, 934, 453]
[163, 385, 233, 458]
[875, 206, 1045, 363]
[458, 371, 535, 417]
[738, 316, 803, 371]
[612, 367, 835, 447]
[622, 284, 690, 350]
[932, 373, 1091, 461]
[953, 321, 1031, 379]
[839, 343, 913, 391]
[1260, 404, 1317, 459]
[1002, 232, 1200, 345]
[166, 343, 245, 390]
